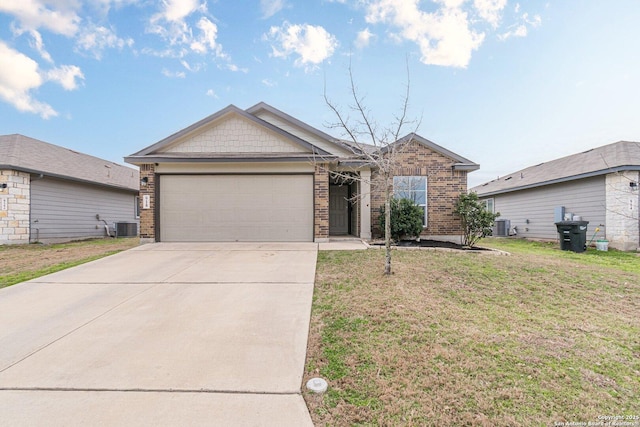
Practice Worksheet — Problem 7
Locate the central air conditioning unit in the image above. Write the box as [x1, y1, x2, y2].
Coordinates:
[115, 222, 138, 237]
[493, 219, 511, 237]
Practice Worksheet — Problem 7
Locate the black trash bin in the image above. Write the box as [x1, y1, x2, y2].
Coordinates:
[555, 221, 589, 253]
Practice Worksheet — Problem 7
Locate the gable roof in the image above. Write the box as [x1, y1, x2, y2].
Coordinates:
[125, 104, 335, 164]
[472, 140, 640, 197]
[246, 102, 338, 145]
[384, 133, 480, 171]
[0, 134, 139, 192]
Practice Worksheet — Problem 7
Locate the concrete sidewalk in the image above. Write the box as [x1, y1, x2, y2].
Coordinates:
[0, 243, 317, 426]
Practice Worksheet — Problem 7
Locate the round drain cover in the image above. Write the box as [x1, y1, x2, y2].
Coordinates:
[306, 377, 328, 393]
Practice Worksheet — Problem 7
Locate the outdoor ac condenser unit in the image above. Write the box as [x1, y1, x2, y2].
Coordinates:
[115, 222, 138, 238]
[493, 219, 511, 237]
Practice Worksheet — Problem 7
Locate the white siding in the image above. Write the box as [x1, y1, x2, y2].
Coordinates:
[492, 176, 606, 240]
[30, 177, 138, 243]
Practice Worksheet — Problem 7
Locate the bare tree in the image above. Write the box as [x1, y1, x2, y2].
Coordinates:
[322, 60, 420, 275]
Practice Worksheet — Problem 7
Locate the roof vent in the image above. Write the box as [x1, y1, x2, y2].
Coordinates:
[504, 176, 512, 181]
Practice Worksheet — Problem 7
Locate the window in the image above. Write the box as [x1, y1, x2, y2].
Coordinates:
[482, 198, 494, 213]
[135, 196, 140, 219]
[393, 176, 427, 226]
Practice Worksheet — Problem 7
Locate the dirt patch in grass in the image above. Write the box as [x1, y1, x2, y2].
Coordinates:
[305, 243, 640, 426]
[0, 238, 139, 288]
[371, 239, 492, 251]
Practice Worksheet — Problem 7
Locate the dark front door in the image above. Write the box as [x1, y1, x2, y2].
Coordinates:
[329, 185, 349, 235]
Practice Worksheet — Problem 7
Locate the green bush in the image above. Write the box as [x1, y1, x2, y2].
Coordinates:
[454, 192, 500, 247]
[379, 198, 424, 241]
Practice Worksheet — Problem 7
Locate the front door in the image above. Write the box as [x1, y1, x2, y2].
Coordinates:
[329, 185, 349, 235]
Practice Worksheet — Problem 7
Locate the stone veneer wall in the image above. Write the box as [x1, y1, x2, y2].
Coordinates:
[314, 164, 329, 240]
[0, 170, 30, 244]
[371, 140, 468, 238]
[605, 171, 640, 251]
[139, 164, 156, 242]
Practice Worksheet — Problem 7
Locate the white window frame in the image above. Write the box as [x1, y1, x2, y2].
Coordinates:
[482, 198, 495, 214]
[393, 176, 428, 227]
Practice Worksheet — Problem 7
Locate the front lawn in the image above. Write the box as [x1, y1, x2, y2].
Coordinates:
[305, 239, 640, 426]
[0, 238, 139, 288]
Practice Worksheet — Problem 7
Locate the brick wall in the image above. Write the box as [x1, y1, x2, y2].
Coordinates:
[139, 164, 155, 241]
[371, 140, 468, 238]
[314, 164, 329, 240]
[0, 170, 31, 244]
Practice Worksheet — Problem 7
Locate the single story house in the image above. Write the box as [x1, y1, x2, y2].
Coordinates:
[471, 141, 640, 251]
[0, 134, 140, 244]
[125, 102, 479, 243]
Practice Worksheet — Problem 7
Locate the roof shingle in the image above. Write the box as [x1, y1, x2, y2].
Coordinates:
[0, 134, 139, 192]
[472, 140, 640, 196]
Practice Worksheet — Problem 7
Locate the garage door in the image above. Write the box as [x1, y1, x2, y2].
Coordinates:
[159, 175, 314, 242]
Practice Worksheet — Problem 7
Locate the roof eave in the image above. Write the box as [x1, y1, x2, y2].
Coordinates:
[0, 164, 138, 193]
[246, 102, 338, 143]
[128, 104, 332, 158]
[124, 155, 339, 164]
[475, 165, 640, 197]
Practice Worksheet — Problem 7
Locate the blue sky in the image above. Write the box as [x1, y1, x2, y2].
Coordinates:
[1, 0, 639, 187]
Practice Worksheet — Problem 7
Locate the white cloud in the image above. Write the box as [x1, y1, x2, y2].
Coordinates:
[189, 17, 225, 57]
[261, 0, 285, 18]
[265, 22, 338, 68]
[76, 23, 134, 59]
[0, 0, 81, 36]
[27, 29, 53, 63]
[148, 1, 229, 60]
[498, 11, 542, 40]
[161, 0, 204, 22]
[365, 0, 484, 68]
[180, 59, 200, 72]
[0, 41, 56, 118]
[224, 63, 248, 73]
[162, 68, 186, 78]
[473, 0, 507, 28]
[262, 78, 277, 87]
[205, 88, 218, 98]
[355, 28, 374, 49]
[45, 65, 85, 90]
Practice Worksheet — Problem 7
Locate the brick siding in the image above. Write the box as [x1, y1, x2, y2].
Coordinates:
[314, 164, 329, 240]
[371, 140, 468, 238]
[139, 164, 155, 241]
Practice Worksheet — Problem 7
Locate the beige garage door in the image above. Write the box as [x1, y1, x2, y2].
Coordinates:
[159, 175, 314, 242]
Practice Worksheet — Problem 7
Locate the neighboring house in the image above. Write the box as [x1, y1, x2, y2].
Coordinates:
[125, 102, 479, 243]
[471, 141, 640, 251]
[0, 134, 140, 244]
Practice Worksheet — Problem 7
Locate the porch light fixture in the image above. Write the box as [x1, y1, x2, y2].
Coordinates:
[630, 181, 638, 190]
[0, 183, 7, 189]
[140, 177, 148, 187]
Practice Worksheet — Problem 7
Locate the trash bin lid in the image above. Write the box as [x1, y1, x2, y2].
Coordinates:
[554, 220, 589, 226]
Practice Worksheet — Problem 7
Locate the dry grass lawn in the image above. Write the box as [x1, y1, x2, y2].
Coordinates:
[304, 240, 640, 426]
[0, 238, 139, 288]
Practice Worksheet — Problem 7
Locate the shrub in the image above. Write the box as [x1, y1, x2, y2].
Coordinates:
[454, 192, 500, 247]
[379, 198, 424, 242]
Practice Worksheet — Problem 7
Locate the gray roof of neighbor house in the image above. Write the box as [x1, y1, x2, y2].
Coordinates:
[0, 134, 139, 192]
[472, 140, 640, 197]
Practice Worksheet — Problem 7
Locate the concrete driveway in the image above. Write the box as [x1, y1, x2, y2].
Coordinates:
[0, 243, 317, 426]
